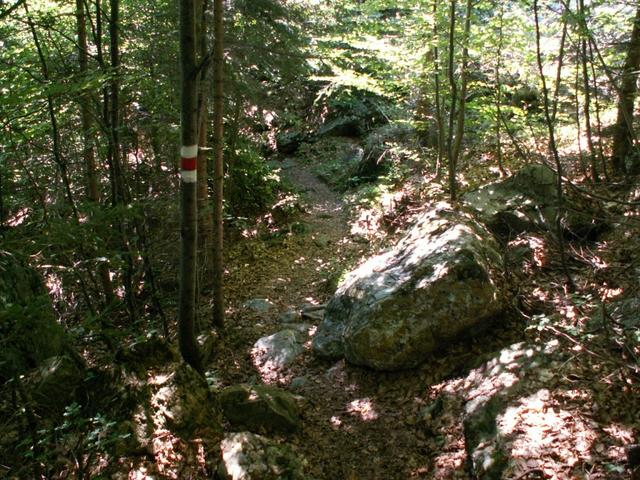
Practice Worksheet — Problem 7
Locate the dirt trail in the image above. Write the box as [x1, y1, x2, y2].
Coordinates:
[217, 151, 480, 479]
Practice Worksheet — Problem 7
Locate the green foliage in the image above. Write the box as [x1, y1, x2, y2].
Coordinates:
[226, 138, 283, 215]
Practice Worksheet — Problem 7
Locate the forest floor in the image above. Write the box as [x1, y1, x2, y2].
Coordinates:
[117, 139, 639, 479]
[205, 141, 575, 479]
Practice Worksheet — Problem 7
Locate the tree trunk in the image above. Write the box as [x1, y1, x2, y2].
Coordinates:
[76, 0, 101, 202]
[109, 0, 127, 205]
[179, 0, 203, 372]
[433, 0, 445, 177]
[534, 0, 573, 289]
[212, 0, 225, 328]
[451, 0, 472, 177]
[76, 0, 115, 304]
[578, 0, 598, 182]
[196, 0, 214, 278]
[24, 1, 79, 220]
[611, 4, 640, 174]
[494, 4, 506, 177]
[446, 0, 458, 201]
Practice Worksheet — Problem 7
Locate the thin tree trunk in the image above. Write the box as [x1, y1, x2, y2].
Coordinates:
[212, 0, 225, 328]
[179, 0, 203, 372]
[109, 0, 137, 320]
[588, 40, 609, 181]
[575, 58, 588, 178]
[551, 13, 568, 123]
[495, 3, 507, 177]
[578, 0, 598, 182]
[76, 0, 115, 304]
[109, 0, 126, 205]
[451, 0, 472, 176]
[196, 0, 214, 278]
[24, 1, 79, 220]
[611, 4, 640, 174]
[433, 0, 445, 178]
[446, 0, 458, 201]
[534, 0, 573, 288]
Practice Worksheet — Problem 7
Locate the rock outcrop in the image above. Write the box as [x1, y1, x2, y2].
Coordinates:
[312, 204, 504, 370]
[462, 164, 606, 241]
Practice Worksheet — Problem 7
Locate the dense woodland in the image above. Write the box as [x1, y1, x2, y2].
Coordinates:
[1, 0, 640, 478]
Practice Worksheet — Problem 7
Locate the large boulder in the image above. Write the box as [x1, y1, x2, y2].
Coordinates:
[462, 164, 558, 239]
[218, 432, 306, 480]
[462, 164, 606, 241]
[312, 204, 505, 370]
[0, 251, 66, 380]
[219, 384, 301, 434]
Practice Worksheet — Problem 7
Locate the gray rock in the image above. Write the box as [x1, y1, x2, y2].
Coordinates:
[243, 298, 275, 313]
[312, 204, 504, 370]
[218, 432, 306, 480]
[253, 326, 312, 370]
[155, 362, 220, 435]
[301, 306, 325, 322]
[219, 384, 301, 433]
[462, 164, 557, 239]
[463, 164, 608, 241]
[276, 131, 306, 155]
[278, 308, 302, 324]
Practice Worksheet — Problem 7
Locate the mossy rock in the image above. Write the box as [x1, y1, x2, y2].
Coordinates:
[219, 384, 301, 434]
[29, 355, 84, 417]
[0, 251, 65, 380]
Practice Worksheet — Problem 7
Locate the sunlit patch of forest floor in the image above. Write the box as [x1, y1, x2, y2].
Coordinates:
[188, 138, 635, 479]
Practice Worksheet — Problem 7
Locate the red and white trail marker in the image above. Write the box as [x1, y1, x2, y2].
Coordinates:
[180, 145, 198, 183]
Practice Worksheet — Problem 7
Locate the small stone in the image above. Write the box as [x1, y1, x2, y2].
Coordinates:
[350, 233, 370, 244]
[253, 329, 309, 370]
[278, 309, 302, 324]
[243, 298, 274, 313]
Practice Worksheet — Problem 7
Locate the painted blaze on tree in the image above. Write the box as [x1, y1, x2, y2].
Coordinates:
[181, 144, 198, 183]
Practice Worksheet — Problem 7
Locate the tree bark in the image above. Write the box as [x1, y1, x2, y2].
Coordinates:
[433, 0, 445, 177]
[611, 4, 640, 174]
[446, 0, 458, 201]
[212, 0, 225, 328]
[24, 1, 79, 220]
[179, 0, 203, 372]
[578, 0, 598, 182]
[76, 0, 101, 202]
[196, 0, 214, 278]
[451, 0, 472, 177]
[534, 0, 573, 288]
[494, 3, 506, 177]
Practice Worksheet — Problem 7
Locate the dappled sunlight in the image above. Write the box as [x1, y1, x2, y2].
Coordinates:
[6, 207, 30, 226]
[496, 388, 598, 478]
[346, 398, 379, 422]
